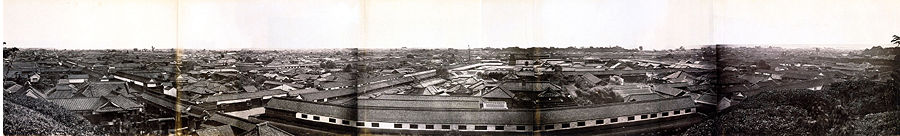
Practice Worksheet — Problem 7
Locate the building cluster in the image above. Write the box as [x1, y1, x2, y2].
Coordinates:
[4, 46, 883, 135]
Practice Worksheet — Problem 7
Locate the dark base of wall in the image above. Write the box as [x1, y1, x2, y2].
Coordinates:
[255, 113, 702, 136]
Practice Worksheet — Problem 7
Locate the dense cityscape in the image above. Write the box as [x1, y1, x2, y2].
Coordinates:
[3, 45, 897, 135]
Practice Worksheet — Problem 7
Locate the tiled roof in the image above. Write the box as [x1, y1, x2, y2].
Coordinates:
[209, 113, 258, 131]
[718, 97, 734, 110]
[357, 99, 482, 109]
[4, 81, 17, 87]
[538, 96, 696, 124]
[325, 97, 357, 105]
[685, 85, 711, 92]
[292, 74, 318, 80]
[47, 90, 76, 99]
[582, 74, 602, 85]
[663, 71, 696, 83]
[656, 82, 691, 88]
[694, 94, 718, 105]
[48, 97, 107, 111]
[24, 88, 47, 99]
[114, 71, 154, 82]
[196, 125, 235, 136]
[95, 104, 128, 113]
[360, 74, 402, 84]
[82, 82, 129, 97]
[103, 95, 143, 109]
[242, 86, 259, 92]
[139, 93, 196, 117]
[652, 85, 686, 96]
[240, 122, 293, 136]
[4, 84, 23, 93]
[68, 74, 89, 79]
[482, 87, 514, 99]
[57, 79, 69, 84]
[199, 90, 287, 103]
[53, 84, 77, 91]
[624, 93, 666, 102]
[611, 88, 654, 98]
[297, 88, 357, 101]
[564, 84, 580, 97]
[317, 81, 354, 89]
[359, 77, 415, 92]
[739, 75, 768, 84]
[498, 82, 561, 92]
[263, 81, 285, 85]
[287, 88, 319, 96]
[374, 94, 484, 101]
[270, 84, 297, 91]
[184, 81, 234, 94]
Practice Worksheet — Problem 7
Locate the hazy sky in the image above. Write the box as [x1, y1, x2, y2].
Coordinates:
[714, 0, 900, 49]
[4, 0, 177, 49]
[4, 0, 899, 49]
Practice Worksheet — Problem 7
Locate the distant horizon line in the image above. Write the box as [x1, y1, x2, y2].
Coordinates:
[3, 44, 895, 50]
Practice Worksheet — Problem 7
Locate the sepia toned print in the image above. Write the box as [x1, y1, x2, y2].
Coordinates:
[3, 0, 899, 136]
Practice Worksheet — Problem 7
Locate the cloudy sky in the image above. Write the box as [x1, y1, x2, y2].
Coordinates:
[4, 0, 899, 49]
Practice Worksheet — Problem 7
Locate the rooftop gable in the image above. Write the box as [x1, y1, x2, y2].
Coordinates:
[240, 122, 293, 136]
[652, 85, 686, 96]
[482, 87, 514, 99]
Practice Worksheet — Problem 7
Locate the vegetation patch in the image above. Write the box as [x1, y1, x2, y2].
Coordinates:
[3, 94, 105, 135]
[683, 80, 899, 135]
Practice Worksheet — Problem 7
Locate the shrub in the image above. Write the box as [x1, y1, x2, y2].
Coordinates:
[683, 80, 897, 135]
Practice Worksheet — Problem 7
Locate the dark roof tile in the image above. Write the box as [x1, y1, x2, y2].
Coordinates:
[48, 97, 107, 111]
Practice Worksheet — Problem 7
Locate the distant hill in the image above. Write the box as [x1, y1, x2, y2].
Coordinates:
[682, 80, 899, 135]
[861, 46, 899, 56]
[3, 94, 105, 135]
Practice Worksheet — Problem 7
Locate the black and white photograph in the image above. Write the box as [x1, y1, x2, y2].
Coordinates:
[2, 0, 899, 135]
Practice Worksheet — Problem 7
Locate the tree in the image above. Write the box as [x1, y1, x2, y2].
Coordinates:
[320, 61, 336, 69]
[435, 67, 451, 79]
[543, 65, 566, 84]
[893, 35, 900, 84]
[342, 63, 362, 72]
[756, 60, 771, 70]
[638, 46, 643, 51]
[4, 47, 19, 58]
[484, 72, 505, 80]
[892, 35, 900, 46]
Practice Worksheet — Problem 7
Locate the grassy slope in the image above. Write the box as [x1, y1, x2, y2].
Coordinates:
[3, 94, 105, 135]
[4, 100, 75, 135]
[682, 80, 899, 135]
